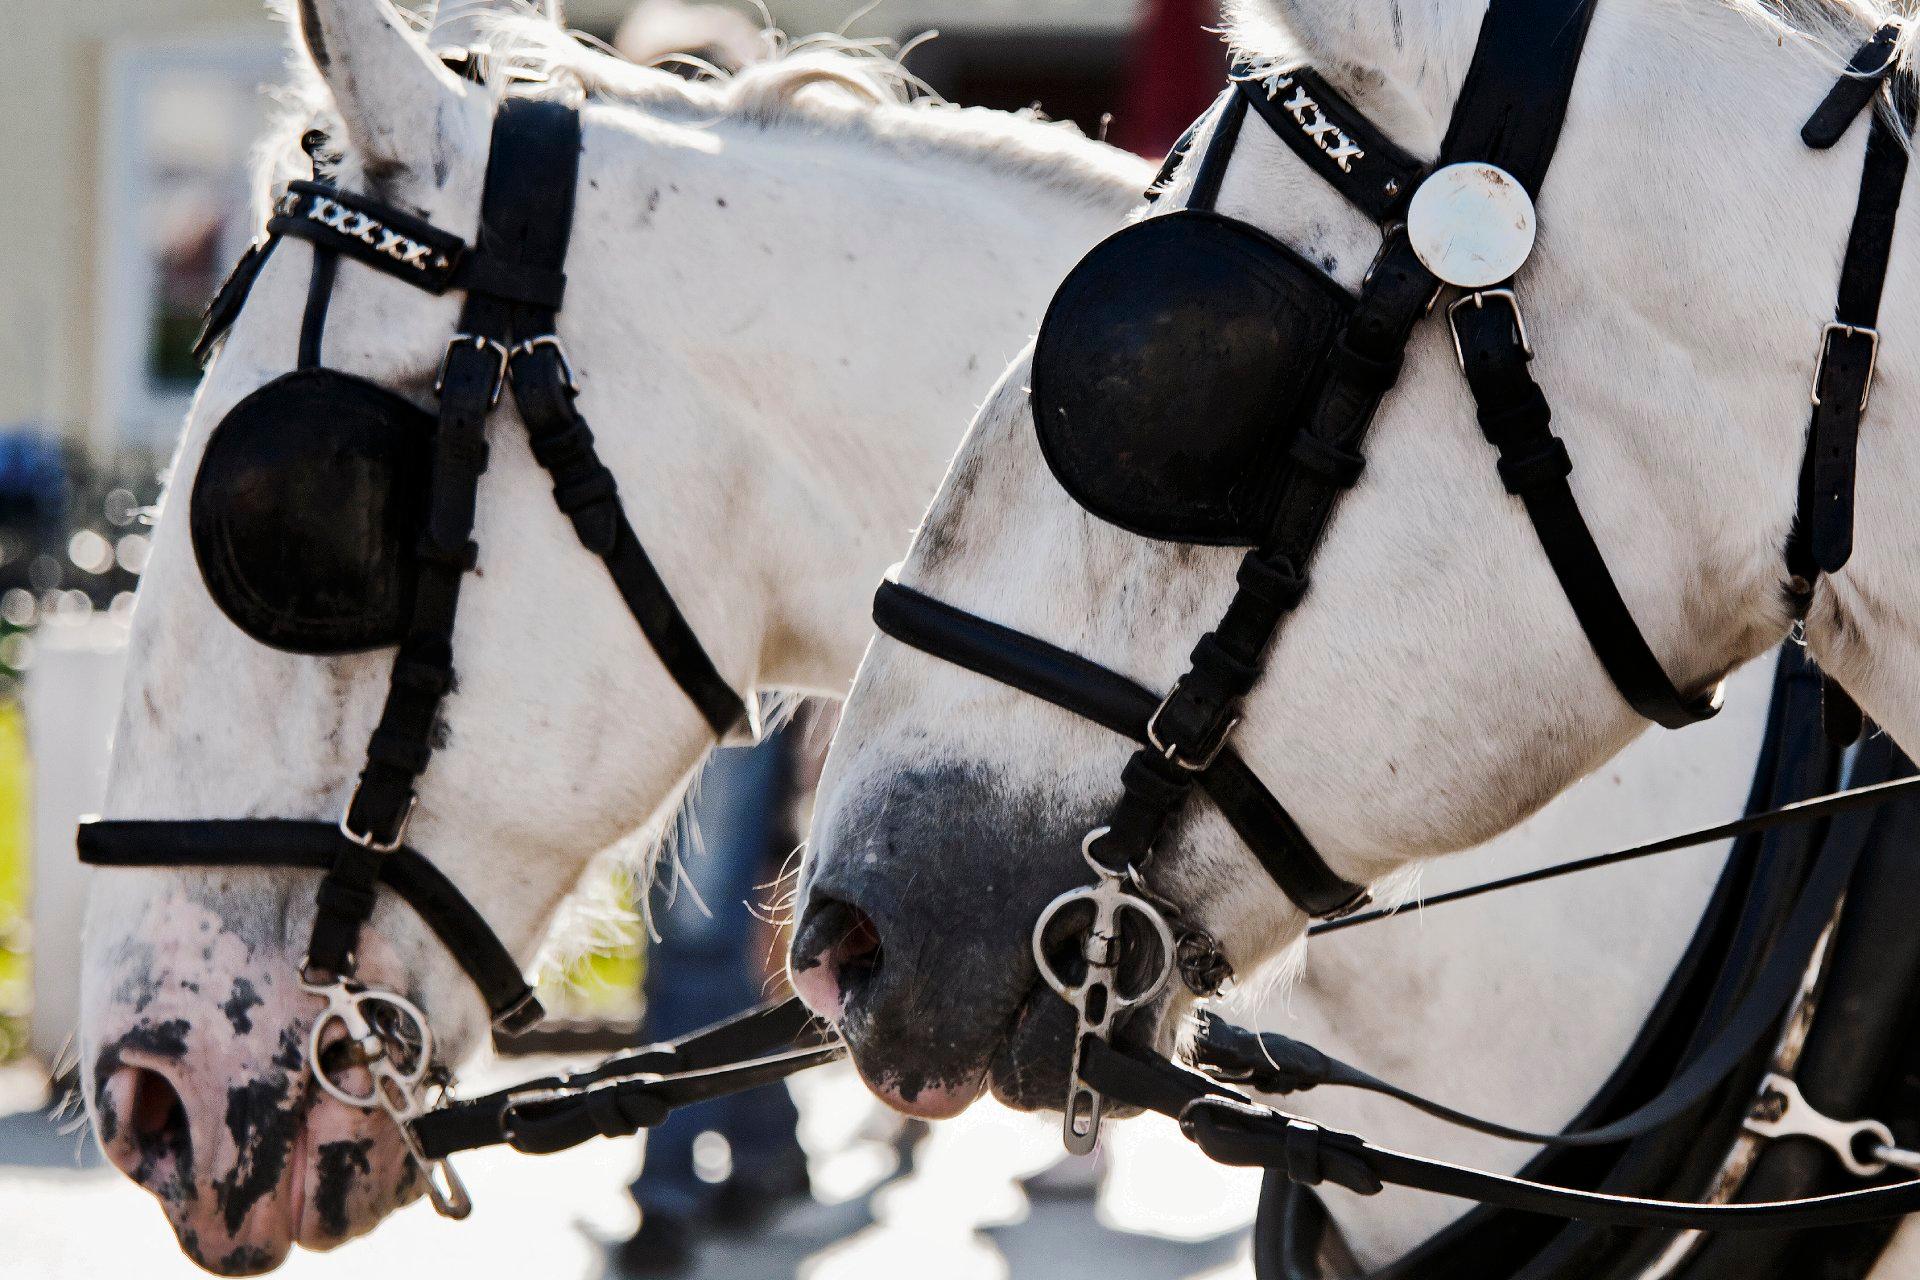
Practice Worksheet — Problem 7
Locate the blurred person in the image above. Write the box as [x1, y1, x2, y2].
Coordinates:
[618, 718, 811, 1277]
[615, 0, 768, 75]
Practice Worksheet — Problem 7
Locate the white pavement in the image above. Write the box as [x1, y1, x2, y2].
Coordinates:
[0, 1062, 1259, 1280]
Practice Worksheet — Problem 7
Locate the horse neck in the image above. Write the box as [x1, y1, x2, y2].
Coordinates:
[573, 106, 1145, 702]
[1273, 658, 1772, 1263]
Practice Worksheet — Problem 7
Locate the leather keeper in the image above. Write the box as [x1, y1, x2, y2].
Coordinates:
[1236, 552, 1309, 613]
[1475, 383, 1553, 445]
[1496, 436, 1574, 494]
[315, 875, 380, 924]
[528, 420, 599, 475]
[367, 729, 435, 774]
[1188, 632, 1262, 693]
[554, 468, 619, 514]
[439, 430, 492, 473]
[1326, 329, 1406, 390]
[1284, 1121, 1325, 1187]
[453, 254, 568, 310]
[1288, 431, 1368, 489]
[393, 657, 455, 696]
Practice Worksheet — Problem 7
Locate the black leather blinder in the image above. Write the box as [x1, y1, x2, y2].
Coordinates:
[190, 369, 433, 654]
[1031, 211, 1356, 546]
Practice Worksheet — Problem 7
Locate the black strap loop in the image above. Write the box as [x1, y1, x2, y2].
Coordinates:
[1286, 433, 1367, 490]
[1496, 436, 1574, 495]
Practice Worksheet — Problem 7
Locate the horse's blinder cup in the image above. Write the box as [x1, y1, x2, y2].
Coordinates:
[1032, 210, 1355, 546]
[191, 369, 433, 655]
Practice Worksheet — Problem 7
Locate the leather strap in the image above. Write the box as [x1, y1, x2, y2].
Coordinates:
[509, 342, 747, 737]
[1791, 53, 1912, 578]
[1451, 293, 1722, 728]
[1803, 24, 1903, 150]
[269, 180, 468, 294]
[1198, 737, 1884, 1148]
[872, 581, 1368, 918]
[1187, 88, 1251, 214]
[411, 996, 839, 1158]
[1082, 1039, 1920, 1230]
[76, 818, 542, 1032]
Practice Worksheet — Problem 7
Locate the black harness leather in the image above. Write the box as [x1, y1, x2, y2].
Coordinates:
[82, 97, 753, 1032]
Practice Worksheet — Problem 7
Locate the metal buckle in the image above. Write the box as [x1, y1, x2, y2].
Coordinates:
[1032, 829, 1180, 1155]
[436, 334, 511, 407]
[1447, 288, 1533, 371]
[339, 793, 416, 854]
[1744, 1071, 1915, 1178]
[509, 335, 579, 394]
[1810, 322, 1880, 412]
[1146, 680, 1240, 773]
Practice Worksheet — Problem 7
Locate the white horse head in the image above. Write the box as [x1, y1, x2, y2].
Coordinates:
[793, 0, 1920, 1121]
[77, 0, 1146, 1268]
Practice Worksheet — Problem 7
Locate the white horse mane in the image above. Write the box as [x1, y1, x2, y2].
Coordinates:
[253, 5, 1135, 225]
[1225, 0, 1920, 119]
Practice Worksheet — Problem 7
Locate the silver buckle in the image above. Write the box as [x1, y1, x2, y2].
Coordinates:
[339, 794, 416, 854]
[509, 335, 578, 394]
[436, 334, 511, 407]
[1810, 322, 1880, 412]
[1447, 288, 1533, 371]
[1146, 680, 1240, 773]
[1744, 1071, 1916, 1178]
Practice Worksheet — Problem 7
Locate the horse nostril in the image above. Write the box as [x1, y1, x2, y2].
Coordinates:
[790, 897, 886, 1020]
[127, 1069, 187, 1146]
[98, 1064, 194, 1185]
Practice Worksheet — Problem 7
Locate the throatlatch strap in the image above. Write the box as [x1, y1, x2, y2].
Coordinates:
[77, 819, 542, 1032]
[1450, 298, 1722, 729]
[1791, 46, 1912, 579]
[509, 342, 748, 738]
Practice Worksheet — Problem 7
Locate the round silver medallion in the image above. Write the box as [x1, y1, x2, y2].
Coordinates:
[1406, 162, 1538, 289]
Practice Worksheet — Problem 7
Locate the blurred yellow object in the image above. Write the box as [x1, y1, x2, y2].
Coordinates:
[0, 696, 30, 1063]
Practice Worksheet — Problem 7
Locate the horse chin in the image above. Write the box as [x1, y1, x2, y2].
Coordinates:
[984, 982, 1162, 1119]
[143, 1092, 420, 1275]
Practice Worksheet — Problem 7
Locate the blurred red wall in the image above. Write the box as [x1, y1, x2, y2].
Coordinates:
[1113, 0, 1225, 157]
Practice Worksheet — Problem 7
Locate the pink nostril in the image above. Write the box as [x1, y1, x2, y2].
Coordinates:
[129, 1070, 186, 1143]
[790, 898, 884, 1023]
[98, 1065, 193, 1182]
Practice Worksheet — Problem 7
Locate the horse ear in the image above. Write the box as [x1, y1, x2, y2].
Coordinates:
[294, 0, 467, 184]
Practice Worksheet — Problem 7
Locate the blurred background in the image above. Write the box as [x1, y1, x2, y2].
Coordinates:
[0, 1, 1260, 1275]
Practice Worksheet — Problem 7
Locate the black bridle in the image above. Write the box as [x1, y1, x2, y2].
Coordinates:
[77, 94, 830, 1213]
